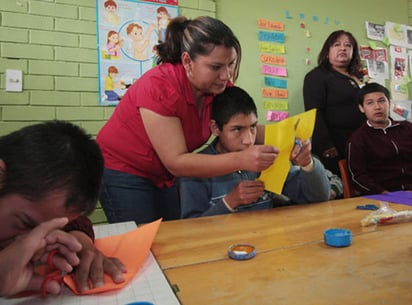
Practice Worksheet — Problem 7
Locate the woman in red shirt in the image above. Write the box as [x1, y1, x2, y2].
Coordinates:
[97, 16, 277, 224]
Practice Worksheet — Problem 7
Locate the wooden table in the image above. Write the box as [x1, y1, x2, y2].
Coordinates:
[152, 197, 412, 304]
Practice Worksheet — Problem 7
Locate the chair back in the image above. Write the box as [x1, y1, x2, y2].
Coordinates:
[338, 159, 355, 198]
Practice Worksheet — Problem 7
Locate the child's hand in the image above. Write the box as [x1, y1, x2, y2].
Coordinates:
[291, 139, 312, 168]
[224, 180, 265, 209]
[69, 230, 127, 292]
[0, 218, 82, 297]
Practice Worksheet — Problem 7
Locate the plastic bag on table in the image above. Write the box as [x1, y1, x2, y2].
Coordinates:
[360, 201, 412, 227]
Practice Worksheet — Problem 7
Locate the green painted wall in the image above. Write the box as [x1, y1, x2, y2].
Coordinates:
[0, 0, 216, 138]
[2, 0, 410, 135]
[217, 0, 412, 122]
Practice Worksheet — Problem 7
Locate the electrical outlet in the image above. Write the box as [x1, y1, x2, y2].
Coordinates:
[5, 69, 23, 92]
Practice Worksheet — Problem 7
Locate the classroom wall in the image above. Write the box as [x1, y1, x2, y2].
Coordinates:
[0, 0, 411, 223]
[217, 0, 412, 121]
[1, 0, 411, 134]
[0, 0, 216, 138]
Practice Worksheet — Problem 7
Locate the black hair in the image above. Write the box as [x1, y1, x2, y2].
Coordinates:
[211, 86, 257, 130]
[317, 30, 361, 76]
[156, 15, 242, 82]
[357, 82, 391, 105]
[0, 120, 103, 215]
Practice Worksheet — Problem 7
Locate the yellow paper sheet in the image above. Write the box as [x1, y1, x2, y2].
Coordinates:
[259, 109, 316, 194]
[64, 218, 162, 295]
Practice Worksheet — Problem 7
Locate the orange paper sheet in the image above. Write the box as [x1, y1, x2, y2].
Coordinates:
[64, 218, 162, 295]
[259, 109, 316, 194]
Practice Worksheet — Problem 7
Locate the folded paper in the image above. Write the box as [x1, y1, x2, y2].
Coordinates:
[64, 218, 162, 295]
[259, 109, 316, 194]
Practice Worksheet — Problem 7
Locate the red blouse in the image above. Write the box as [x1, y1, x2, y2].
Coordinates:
[97, 63, 214, 188]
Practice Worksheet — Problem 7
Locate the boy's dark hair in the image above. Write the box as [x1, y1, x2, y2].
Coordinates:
[0, 120, 104, 215]
[357, 82, 391, 105]
[211, 86, 257, 130]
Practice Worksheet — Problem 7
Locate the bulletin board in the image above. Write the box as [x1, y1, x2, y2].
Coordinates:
[96, 0, 179, 105]
[216, 0, 411, 123]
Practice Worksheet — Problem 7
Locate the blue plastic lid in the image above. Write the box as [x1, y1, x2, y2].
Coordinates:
[324, 228, 352, 247]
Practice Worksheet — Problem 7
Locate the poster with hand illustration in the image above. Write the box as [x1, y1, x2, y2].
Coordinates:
[97, 0, 179, 105]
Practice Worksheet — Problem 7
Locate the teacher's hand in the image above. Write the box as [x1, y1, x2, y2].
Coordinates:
[242, 145, 279, 172]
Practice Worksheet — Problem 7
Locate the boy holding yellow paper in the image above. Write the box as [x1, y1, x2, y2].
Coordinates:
[180, 86, 330, 218]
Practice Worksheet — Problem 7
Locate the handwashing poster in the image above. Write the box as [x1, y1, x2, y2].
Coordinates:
[96, 0, 179, 105]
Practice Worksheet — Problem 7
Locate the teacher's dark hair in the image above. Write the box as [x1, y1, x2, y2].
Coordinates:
[156, 15, 241, 82]
[317, 30, 361, 76]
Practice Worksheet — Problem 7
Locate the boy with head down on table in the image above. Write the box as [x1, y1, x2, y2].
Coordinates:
[0, 121, 126, 297]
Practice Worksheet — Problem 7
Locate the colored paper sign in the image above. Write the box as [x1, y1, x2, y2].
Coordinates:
[257, 19, 284, 31]
[261, 65, 287, 77]
[262, 87, 288, 99]
[260, 54, 286, 66]
[263, 100, 289, 110]
[267, 111, 289, 121]
[259, 42, 286, 54]
[264, 76, 287, 88]
[259, 109, 316, 194]
[258, 31, 285, 43]
[285, 10, 292, 19]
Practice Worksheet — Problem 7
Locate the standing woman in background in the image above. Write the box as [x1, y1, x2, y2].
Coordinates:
[97, 16, 277, 225]
[303, 30, 365, 175]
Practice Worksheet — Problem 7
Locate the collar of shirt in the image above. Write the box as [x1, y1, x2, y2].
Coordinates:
[366, 118, 392, 130]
